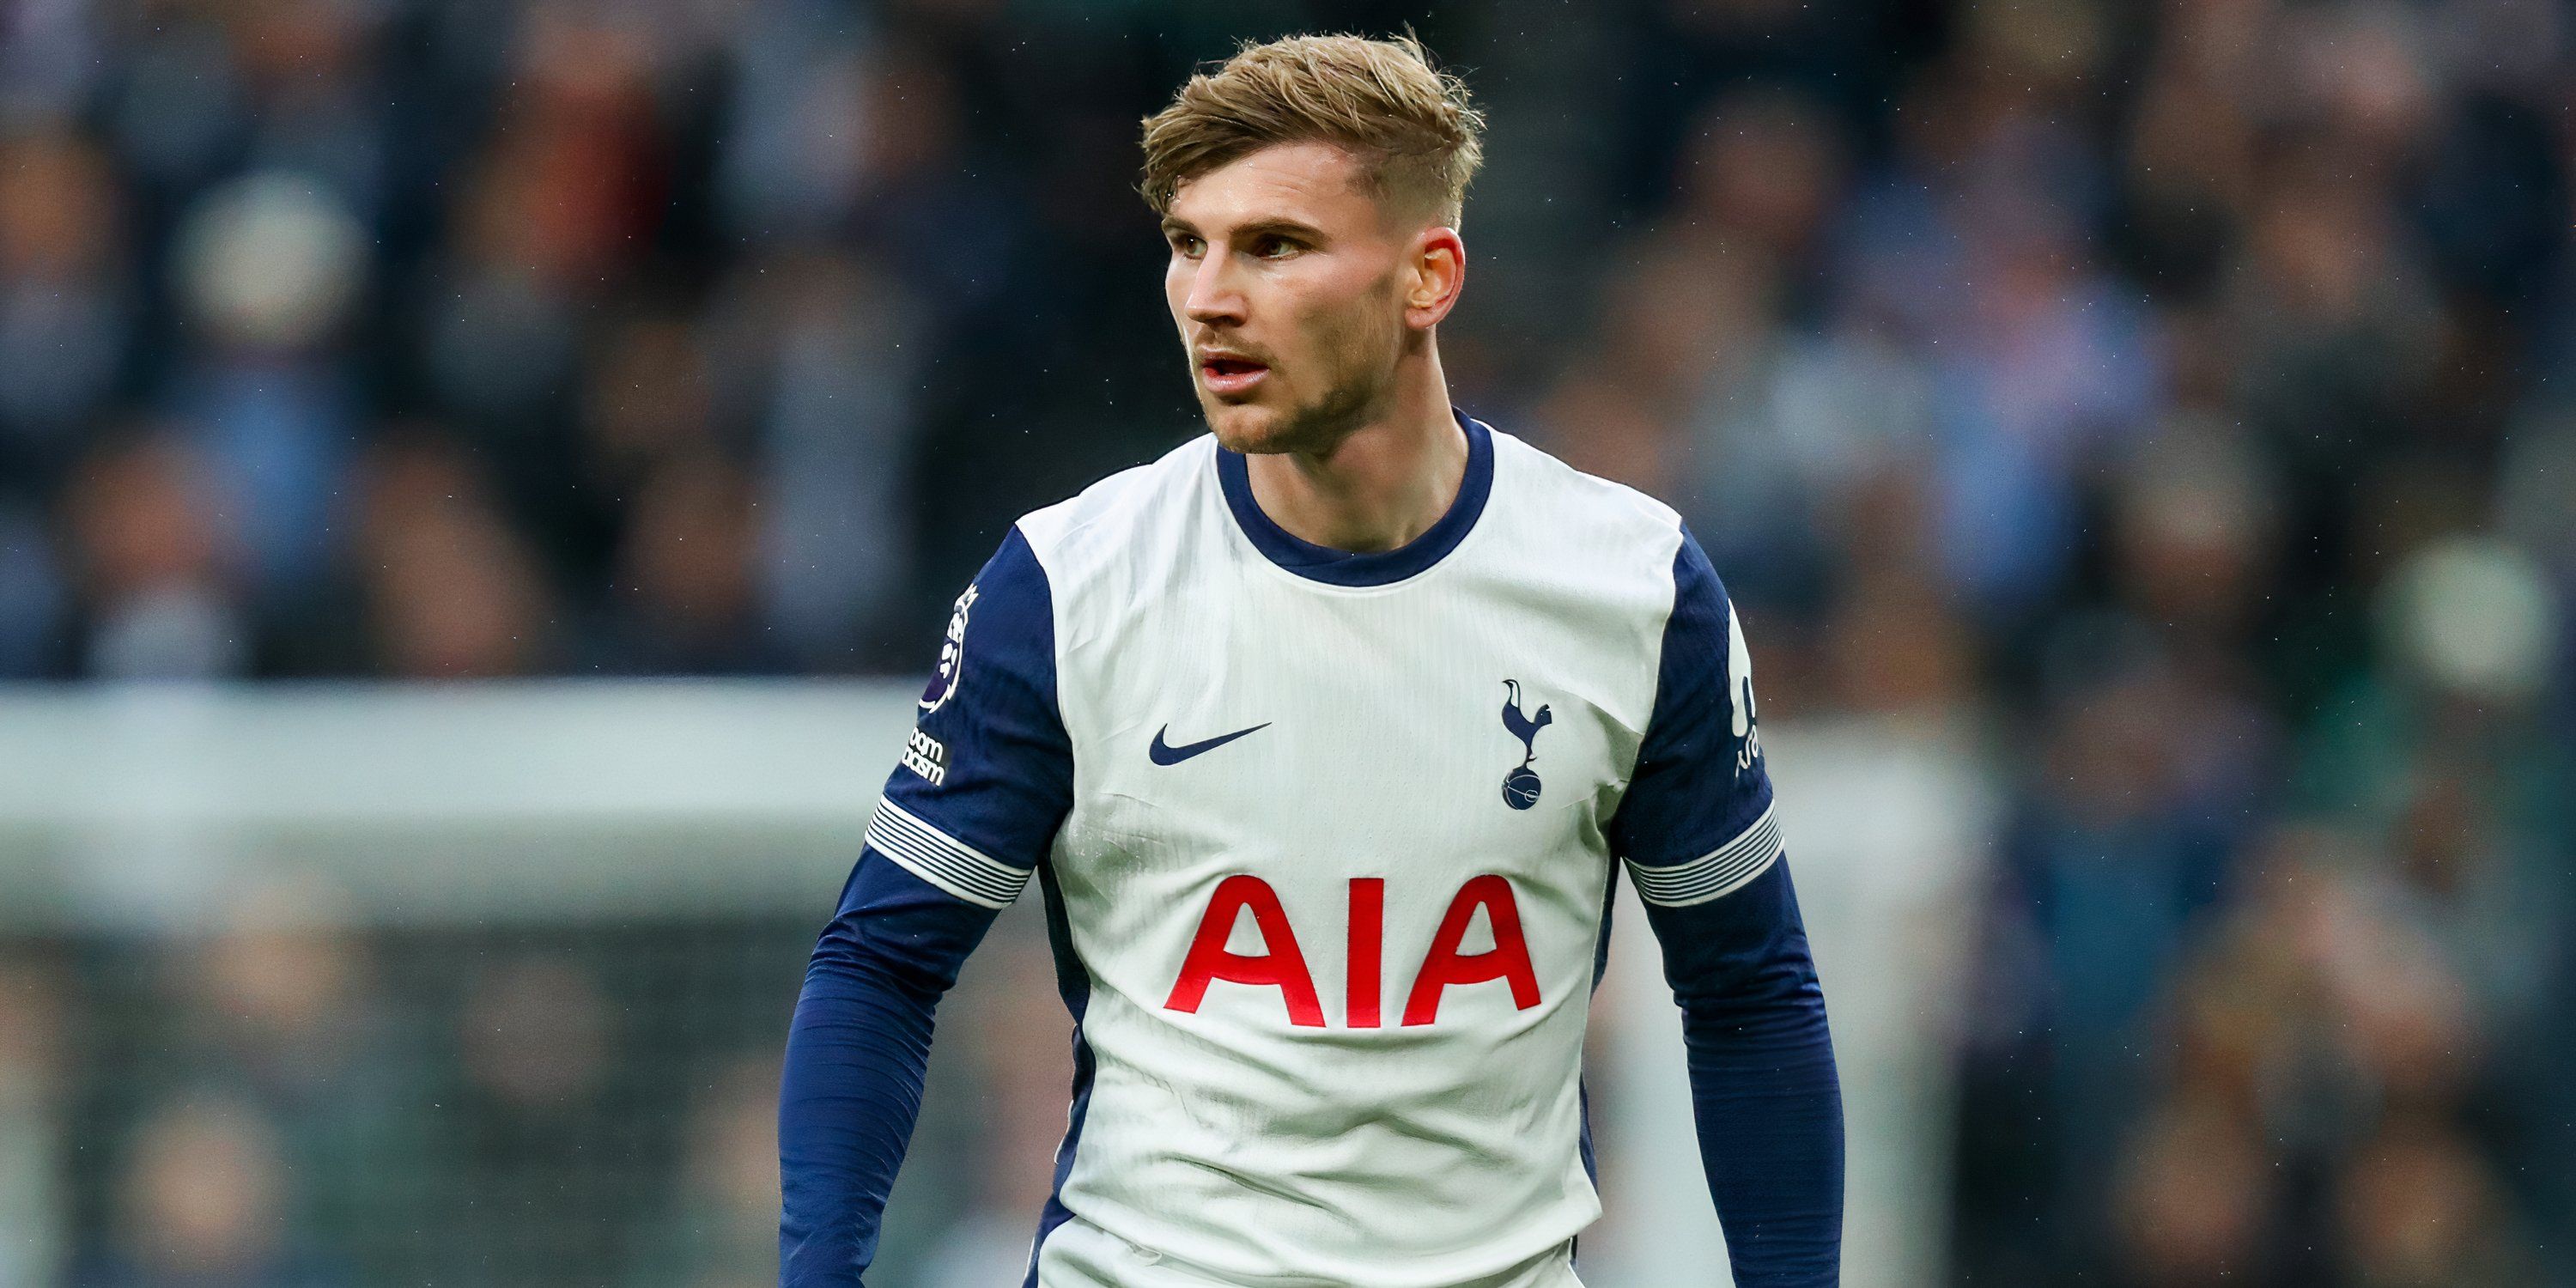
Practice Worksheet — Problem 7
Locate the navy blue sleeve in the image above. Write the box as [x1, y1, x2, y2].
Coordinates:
[1609, 528, 1844, 1286]
[780, 527, 1073, 1286]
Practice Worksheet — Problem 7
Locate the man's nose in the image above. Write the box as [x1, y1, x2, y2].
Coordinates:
[1183, 250, 1248, 326]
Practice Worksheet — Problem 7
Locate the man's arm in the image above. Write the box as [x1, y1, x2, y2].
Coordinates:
[1610, 527, 1844, 1286]
[779, 527, 1072, 1286]
[780, 854, 1004, 1279]
[1637, 860, 1843, 1282]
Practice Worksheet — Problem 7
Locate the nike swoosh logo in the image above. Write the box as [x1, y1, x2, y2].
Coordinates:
[1149, 722, 1271, 766]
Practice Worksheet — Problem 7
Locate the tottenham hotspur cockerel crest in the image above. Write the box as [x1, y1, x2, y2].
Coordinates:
[1499, 679, 1552, 809]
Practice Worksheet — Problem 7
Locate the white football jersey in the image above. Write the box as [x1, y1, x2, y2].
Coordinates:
[865, 411, 1779, 1286]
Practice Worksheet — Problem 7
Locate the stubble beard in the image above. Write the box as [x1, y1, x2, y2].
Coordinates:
[1205, 302, 1404, 458]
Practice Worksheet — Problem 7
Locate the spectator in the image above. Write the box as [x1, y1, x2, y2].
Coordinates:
[82, 1093, 347, 1287]
[627, 1055, 781, 1288]
[453, 955, 630, 1285]
[59, 430, 249, 679]
[0, 956, 68, 1285]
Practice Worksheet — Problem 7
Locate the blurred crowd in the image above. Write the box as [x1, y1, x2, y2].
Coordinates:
[2, 0, 2573, 1282]
[0, 884, 812, 1288]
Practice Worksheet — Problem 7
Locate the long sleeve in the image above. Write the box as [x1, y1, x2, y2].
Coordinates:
[779, 854, 1001, 1282]
[1608, 526, 1844, 1285]
[1642, 860, 1844, 1284]
[779, 526, 1073, 1285]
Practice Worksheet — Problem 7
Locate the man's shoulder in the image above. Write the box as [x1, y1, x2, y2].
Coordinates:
[1483, 422, 1690, 575]
[1005, 432, 1218, 591]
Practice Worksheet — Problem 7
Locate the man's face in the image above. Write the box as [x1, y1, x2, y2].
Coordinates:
[1162, 142, 1428, 455]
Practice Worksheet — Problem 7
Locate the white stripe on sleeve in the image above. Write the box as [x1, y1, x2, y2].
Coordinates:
[865, 797, 1032, 909]
[1624, 803, 1783, 908]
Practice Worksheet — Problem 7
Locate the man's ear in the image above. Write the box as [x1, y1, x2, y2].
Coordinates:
[1404, 224, 1466, 329]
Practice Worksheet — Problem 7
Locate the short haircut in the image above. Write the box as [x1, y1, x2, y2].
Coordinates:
[1139, 32, 1486, 229]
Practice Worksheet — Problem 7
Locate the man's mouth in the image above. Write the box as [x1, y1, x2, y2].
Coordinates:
[1199, 354, 1270, 397]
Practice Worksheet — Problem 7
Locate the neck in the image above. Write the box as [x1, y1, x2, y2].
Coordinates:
[1243, 355, 1466, 554]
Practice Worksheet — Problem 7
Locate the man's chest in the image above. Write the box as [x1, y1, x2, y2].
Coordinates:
[1062, 571, 1656, 861]
[1042, 576, 1658, 1025]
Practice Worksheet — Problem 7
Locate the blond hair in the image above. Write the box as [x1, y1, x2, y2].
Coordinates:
[1139, 32, 1486, 228]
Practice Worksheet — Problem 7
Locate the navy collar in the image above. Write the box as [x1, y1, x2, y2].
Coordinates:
[1216, 409, 1493, 587]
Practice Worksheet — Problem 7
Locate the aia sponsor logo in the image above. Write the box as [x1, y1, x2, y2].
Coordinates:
[1163, 875, 1540, 1029]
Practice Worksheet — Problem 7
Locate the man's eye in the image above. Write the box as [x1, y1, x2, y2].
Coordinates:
[1255, 237, 1298, 258]
[1171, 235, 1204, 256]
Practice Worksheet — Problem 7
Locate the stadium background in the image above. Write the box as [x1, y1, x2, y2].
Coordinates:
[0, 0, 2570, 1285]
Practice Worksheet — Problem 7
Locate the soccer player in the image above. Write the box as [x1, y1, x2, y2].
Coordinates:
[780, 32, 1842, 1288]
